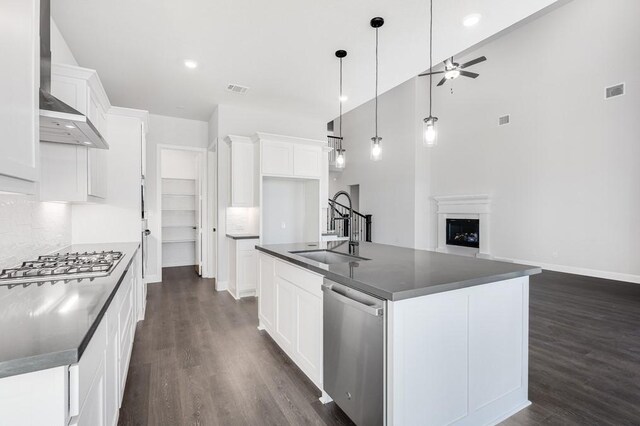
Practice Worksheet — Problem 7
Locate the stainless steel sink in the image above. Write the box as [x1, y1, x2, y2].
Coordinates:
[289, 249, 369, 265]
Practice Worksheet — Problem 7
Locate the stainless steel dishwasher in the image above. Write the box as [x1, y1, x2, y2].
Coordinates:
[322, 279, 385, 426]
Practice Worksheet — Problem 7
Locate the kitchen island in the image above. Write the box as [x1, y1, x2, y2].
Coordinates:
[256, 241, 541, 426]
[0, 242, 143, 425]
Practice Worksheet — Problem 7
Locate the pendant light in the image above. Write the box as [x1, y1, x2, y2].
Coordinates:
[370, 17, 384, 161]
[423, 0, 438, 147]
[335, 50, 347, 169]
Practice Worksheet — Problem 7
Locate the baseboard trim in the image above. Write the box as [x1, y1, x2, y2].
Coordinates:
[488, 400, 531, 426]
[493, 257, 640, 285]
[144, 275, 161, 284]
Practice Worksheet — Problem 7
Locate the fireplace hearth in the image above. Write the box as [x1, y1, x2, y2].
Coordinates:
[446, 219, 480, 248]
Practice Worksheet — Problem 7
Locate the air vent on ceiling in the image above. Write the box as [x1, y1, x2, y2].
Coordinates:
[227, 84, 249, 94]
[605, 83, 624, 99]
[498, 115, 510, 126]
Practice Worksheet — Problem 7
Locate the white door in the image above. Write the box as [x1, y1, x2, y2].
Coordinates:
[195, 153, 203, 276]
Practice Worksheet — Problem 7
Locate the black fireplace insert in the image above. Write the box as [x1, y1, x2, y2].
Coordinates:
[446, 219, 479, 248]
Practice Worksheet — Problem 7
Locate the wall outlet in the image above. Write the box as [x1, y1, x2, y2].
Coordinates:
[281, 221, 286, 229]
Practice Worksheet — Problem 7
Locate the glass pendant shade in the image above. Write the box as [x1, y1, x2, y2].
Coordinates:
[335, 149, 346, 168]
[370, 137, 382, 161]
[423, 116, 438, 147]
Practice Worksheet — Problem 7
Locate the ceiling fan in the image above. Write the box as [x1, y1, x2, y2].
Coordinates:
[419, 55, 486, 86]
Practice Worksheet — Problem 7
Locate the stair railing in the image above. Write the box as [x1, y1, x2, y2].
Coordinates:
[327, 199, 372, 242]
[327, 135, 342, 165]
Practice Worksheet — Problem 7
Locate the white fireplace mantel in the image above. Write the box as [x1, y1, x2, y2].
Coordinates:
[434, 194, 491, 259]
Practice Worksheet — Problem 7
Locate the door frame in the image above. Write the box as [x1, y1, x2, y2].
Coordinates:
[156, 144, 209, 281]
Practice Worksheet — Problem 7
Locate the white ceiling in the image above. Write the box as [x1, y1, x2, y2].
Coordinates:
[53, 0, 559, 122]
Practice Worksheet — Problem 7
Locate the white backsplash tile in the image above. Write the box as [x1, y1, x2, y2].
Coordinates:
[0, 195, 71, 269]
[226, 207, 259, 234]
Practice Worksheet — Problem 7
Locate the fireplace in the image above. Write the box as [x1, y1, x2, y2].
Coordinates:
[446, 219, 480, 248]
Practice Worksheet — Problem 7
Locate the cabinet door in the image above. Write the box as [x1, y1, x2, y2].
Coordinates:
[274, 276, 296, 353]
[75, 356, 106, 426]
[0, 0, 38, 193]
[259, 254, 276, 330]
[88, 148, 108, 199]
[237, 250, 257, 296]
[105, 317, 119, 426]
[294, 287, 323, 385]
[293, 144, 321, 178]
[39, 143, 88, 202]
[261, 141, 294, 176]
[231, 142, 255, 206]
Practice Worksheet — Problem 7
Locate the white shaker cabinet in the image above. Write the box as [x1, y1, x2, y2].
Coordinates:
[226, 135, 257, 207]
[258, 252, 323, 388]
[228, 237, 259, 299]
[0, 0, 39, 194]
[293, 144, 322, 178]
[260, 140, 294, 176]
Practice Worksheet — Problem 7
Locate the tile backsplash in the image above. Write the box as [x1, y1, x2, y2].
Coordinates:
[0, 195, 71, 269]
[226, 207, 259, 234]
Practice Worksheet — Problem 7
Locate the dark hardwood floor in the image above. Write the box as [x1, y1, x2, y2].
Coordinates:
[119, 266, 640, 426]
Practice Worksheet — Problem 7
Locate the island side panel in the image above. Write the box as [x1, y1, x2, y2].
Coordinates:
[387, 276, 530, 426]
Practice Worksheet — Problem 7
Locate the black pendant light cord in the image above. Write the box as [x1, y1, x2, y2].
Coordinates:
[375, 27, 379, 139]
[339, 57, 343, 140]
[429, 0, 433, 116]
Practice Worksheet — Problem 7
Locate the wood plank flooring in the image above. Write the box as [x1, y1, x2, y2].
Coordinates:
[119, 266, 640, 425]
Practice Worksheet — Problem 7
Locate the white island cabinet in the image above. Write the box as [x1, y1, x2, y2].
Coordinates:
[258, 252, 323, 388]
[257, 244, 534, 426]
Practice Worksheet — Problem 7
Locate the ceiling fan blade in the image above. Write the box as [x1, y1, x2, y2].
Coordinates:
[436, 77, 447, 86]
[460, 56, 486, 69]
[418, 70, 445, 77]
[459, 70, 479, 79]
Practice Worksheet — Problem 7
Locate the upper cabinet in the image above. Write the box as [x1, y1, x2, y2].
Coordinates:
[256, 133, 325, 179]
[40, 64, 111, 202]
[226, 135, 258, 207]
[0, 0, 39, 194]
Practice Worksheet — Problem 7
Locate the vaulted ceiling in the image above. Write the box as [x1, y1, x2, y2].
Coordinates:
[53, 0, 559, 122]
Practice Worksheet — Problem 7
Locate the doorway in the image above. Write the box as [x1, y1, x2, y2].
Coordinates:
[158, 147, 206, 277]
[348, 184, 360, 211]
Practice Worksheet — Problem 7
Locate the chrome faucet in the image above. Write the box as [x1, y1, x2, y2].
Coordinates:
[330, 190, 359, 252]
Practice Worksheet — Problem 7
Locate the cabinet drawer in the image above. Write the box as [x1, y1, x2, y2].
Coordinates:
[274, 259, 323, 298]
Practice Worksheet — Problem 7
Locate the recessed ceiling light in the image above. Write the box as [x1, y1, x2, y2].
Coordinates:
[339, 95, 348, 102]
[463, 13, 481, 27]
[64, 124, 75, 129]
[82, 141, 92, 145]
[184, 60, 198, 69]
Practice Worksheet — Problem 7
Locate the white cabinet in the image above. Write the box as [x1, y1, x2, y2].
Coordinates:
[226, 135, 257, 207]
[258, 253, 323, 388]
[259, 136, 324, 179]
[0, 0, 38, 194]
[258, 254, 276, 330]
[293, 144, 322, 178]
[40, 64, 110, 202]
[261, 140, 294, 176]
[228, 237, 259, 299]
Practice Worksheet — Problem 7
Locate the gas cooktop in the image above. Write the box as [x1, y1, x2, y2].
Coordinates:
[0, 250, 123, 287]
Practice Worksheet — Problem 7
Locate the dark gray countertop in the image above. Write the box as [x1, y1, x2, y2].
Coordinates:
[256, 241, 541, 301]
[0, 242, 139, 379]
[226, 233, 260, 240]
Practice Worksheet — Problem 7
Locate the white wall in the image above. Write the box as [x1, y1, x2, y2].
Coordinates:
[0, 196, 71, 269]
[423, 0, 640, 280]
[146, 114, 208, 281]
[50, 19, 78, 66]
[333, 0, 640, 282]
[329, 78, 419, 248]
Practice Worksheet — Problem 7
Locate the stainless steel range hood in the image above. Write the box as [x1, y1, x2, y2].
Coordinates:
[39, 0, 108, 149]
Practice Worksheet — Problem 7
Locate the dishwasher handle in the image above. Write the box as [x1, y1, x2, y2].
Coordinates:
[322, 282, 384, 317]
